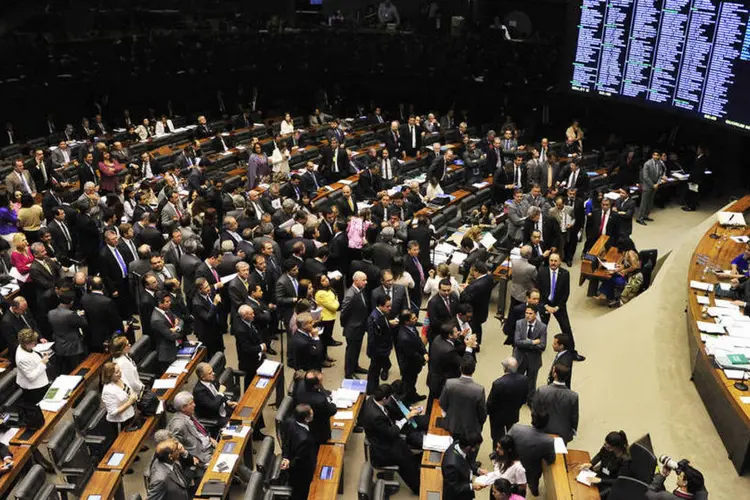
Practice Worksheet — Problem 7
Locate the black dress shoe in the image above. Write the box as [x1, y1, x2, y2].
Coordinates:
[645, 217, 654, 222]
[380, 369, 389, 381]
[412, 394, 426, 402]
[682, 206, 695, 212]
[574, 354, 587, 362]
[355, 367, 368, 374]
[328, 339, 343, 347]
[347, 374, 359, 379]
[636, 218, 647, 225]
[266, 347, 278, 356]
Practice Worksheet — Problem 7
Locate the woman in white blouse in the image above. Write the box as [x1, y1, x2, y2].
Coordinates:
[491, 435, 527, 497]
[15, 329, 51, 428]
[270, 140, 291, 179]
[101, 362, 137, 429]
[110, 336, 144, 394]
[280, 113, 295, 136]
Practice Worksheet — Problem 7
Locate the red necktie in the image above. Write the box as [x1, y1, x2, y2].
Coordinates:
[192, 416, 208, 436]
[211, 267, 219, 283]
[600, 211, 606, 235]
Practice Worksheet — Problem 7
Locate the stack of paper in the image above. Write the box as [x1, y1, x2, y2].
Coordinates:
[334, 411, 354, 420]
[479, 232, 497, 249]
[153, 378, 177, 390]
[0, 427, 18, 446]
[332, 388, 360, 408]
[731, 236, 750, 244]
[554, 437, 568, 454]
[327, 270, 343, 280]
[222, 425, 251, 438]
[341, 379, 367, 392]
[166, 359, 190, 375]
[576, 469, 598, 486]
[33, 342, 55, 354]
[450, 251, 468, 265]
[422, 434, 453, 452]
[257, 360, 280, 377]
[212, 454, 239, 473]
[690, 281, 713, 292]
[696, 321, 726, 334]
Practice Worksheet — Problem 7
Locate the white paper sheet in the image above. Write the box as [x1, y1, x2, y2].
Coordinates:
[257, 359, 280, 377]
[554, 437, 568, 454]
[696, 296, 710, 305]
[696, 321, 726, 334]
[0, 427, 19, 446]
[576, 469, 598, 486]
[690, 280, 713, 292]
[212, 454, 239, 473]
[422, 434, 453, 452]
[334, 411, 354, 420]
[220, 273, 238, 285]
[153, 378, 177, 389]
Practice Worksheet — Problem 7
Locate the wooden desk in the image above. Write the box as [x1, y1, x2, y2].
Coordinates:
[99, 348, 206, 472]
[307, 444, 344, 500]
[687, 195, 750, 475]
[79, 470, 123, 500]
[422, 400, 450, 468]
[10, 352, 109, 446]
[327, 392, 364, 446]
[579, 235, 623, 289]
[230, 365, 281, 426]
[194, 431, 253, 498]
[419, 466, 443, 500]
[542, 453, 573, 500]
[0, 445, 32, 497]
[566, 450, 601, 500]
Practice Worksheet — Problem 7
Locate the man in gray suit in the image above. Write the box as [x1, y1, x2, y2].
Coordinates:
[547, 196, 576, 264]
[151, 291, 186, 374]
[370, 270, 408, 380]
[147, 439, 191, 500]
[533, 364, 579, 443]
[168, 391, 217, 466]
[637, 150, 665, 225]
[49, 290, 87, 374]
[506, 189, 528, 244]
[160, 191, 183, 231]
[525, 150, 543, 187]
[508, 410, 556, 496]
[513, 306, 547, 402]
[341, 271, 370, 378]
[510, 246, 538, 308]
[439, 357, 487, 441]
[4, 159, 37, 195]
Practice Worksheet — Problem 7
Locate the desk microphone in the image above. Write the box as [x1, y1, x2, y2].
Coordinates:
[709, 225, 720, 240]
[735, 371, 749, 392]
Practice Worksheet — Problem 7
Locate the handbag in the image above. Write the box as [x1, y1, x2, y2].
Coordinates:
[137, 390, 160, 416]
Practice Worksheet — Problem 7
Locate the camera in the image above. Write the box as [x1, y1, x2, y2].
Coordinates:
[659, 455, 690, 472]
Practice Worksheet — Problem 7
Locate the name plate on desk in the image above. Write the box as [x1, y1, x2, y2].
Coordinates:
[237, 407, 254, 418]
[107, 452, 124, 467]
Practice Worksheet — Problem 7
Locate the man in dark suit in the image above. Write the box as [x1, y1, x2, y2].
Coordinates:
[395, 310, 427, 404]
[457, 237, 487, 284]
[486, 357, 529, 444]
[100, 230, 132, 319]
[360, 385, 421, 494]
[358, 163, 382, 200]
[533, 364, 578, 443]
[547, 334, 574, 388]
[179, 240, 203, 302]
[366, 295, 396, 394]
[338, 185, 358, 218]
[294, 370, 337, 445]
[29, 242, 63, 311]
[350, 246, 380, 296]
[280, 404, 319, 500]
[81, 277, 123, 352]
[135, 214, 165, 253]
[192, 278, 225, 359]
[280, 175, 304, 203]
[226, 261, 252, 324]
[538, 253, 584, 361]
[211, 131, 234, 153]
[427, 324, 477, 403]
[405, 241, 426, 312]
[193, 362, 238, 427]
[301, 161, 325, 197]
[459, 262, 494, 346]
[507, 411, 556, 496]
[528, 230, 551, 269]
[319, 139, 347, 183]
[139, 273, 159, 338]
[327, 221, 349, 279]
[613, 188, 636, 237]
[48, 291, 87, 374]
[384, 121, 405, 158]
[341, 272, 370, 378]
[442, 433, 487, 500]
[429, 149, 454, 187]
[77, 152, 100, 189]
[371, 228, 400, 271]
[523, 205, 560, 248]
[288, 312, 324, 371]
[0, 296, 41, 364]
[231, 305, 267, 388]
[147, 440, 191, 500]
[560, 161, 589, 195]
[439, 358, 486, 441]
[585, 197, 619, 253]
[426, 279, 458, 342]
[275, 259, 300, 332]
[513, 306, 547, 403]
[151, 291, 186, 374]
[402, 116, 422, 157]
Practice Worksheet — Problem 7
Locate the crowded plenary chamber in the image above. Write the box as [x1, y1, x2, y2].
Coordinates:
[0, 0, 750, 499]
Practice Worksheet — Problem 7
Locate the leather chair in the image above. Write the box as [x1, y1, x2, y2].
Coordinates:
[629, 442, 657, 484]
[72, 390, 114, 459]
[243, 471, 265, 500]
[14, 464, 76, 500]
[363, 437, 399, 480]
[47, 420, 96, 496]
[0, 368, 23, 423]
[274, 395, 295, 446]
[358, 462, 400, 500]
[208, 352, 244, 401]
[460, 194, 478, 213]
[255, 436, 284, 487]
[129, 335, 157, 387]
[608, 476, 648, 500]
[638, 249, 658, 291]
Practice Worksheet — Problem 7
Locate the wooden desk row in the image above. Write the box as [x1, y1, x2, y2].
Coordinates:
[542, 448, 602, 500]
[194, 365, 281, 498]
[422, 399, 449, 468]
[686, 195, 750, 475]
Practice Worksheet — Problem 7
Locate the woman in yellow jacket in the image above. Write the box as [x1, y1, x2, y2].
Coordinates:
[314, 274, 340, 364]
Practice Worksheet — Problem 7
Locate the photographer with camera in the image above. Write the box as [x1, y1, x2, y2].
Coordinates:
[647, 456, 708, 500]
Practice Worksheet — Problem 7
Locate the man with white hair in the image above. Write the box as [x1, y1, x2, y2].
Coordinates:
[220, 216, 241, 251]
[341, 271, 370, 378]
[486, 357, 530, 444]
[168, 391, 217, 466]
[385, 120, 404, 158]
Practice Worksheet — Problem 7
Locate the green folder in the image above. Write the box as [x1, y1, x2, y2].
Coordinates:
[727, 353, 750, 365]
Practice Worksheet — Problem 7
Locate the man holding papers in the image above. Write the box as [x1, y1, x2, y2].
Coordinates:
[441, 433, 489, 499]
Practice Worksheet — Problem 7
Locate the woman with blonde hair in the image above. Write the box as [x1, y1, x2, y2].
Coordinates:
[101, 361, 137, 429]
[15, 329, 50, 429]
[423, 263, 460, 299]
[111, 336, 144, 394]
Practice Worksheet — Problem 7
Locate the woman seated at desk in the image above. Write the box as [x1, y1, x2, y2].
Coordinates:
[594, 241, 642, 308]
[578, 430, 632, 499]
[470, 202, 500, 226]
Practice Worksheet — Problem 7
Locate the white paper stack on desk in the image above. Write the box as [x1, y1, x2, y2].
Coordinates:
[422, 434, 453, 452]
[331, 388, 359, 408]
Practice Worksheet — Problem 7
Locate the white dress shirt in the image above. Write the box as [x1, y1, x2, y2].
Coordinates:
[16, 346, 49, 389]
[102, 381, 135, 422]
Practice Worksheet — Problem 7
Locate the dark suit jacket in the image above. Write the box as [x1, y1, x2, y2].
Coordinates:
[212, 135, 234, 152]
[560, 167, 589, 194]
[615, 196, 636, 236]
[0, 312, 38, 363]
[193, 380, 231, 420]
[360, 398, 413, 466]
[99, 247, 129, 296]
[340, 285, 369, 338]
[275, 274, 298, 327]
[301, 171, 325, 196]
[538, 266, 570, 309]
[427, 336, 471, 399]
[29, 259, 62, 298]
[440, 376, 486, 440]
[179, 254, 202, 299]
[395, 325, 426, 369]
[281, 419, 318, 500]
[357, 170, 380, 200]
[523, 215, 561, 247]
[231, 318, 264, 375]
[136, 226, 165, 253]
[327, 232, 349, 275]
[442, 442, 481, 500]
[366, 309, 393, 358]
[338, 195, 358, 218]
[294, 387, 337, 444]
[486, 372, 529, 430]
[404, 255, 426, 306]
[371, 242, 399, 271]
[384, 130, 404, 157]
[81, 292, 122, 351]
[151, 309, 183, 363]
[48, 307, 86, 357]
[586, 209, 620, 243]
[301, 258, 326, 282]
[460, 274, 494, 324]
[371, 285, 408, 320]
[192, 292, 222, 344]
[426, 294, 457, 340]
[288, 332, 323, 371]
[349, 260, 380, 297]
[507, 424, 556, 493]
[534, 383, 579, 443]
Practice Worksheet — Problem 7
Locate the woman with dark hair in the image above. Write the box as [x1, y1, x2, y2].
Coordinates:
[122, 186, 137, 222]
[16, 193, 43, 243]
[313, 274, 338, 366]
[584, 188, 604, 217]
[490, 435, 527, 496]
[200, 208, 219, 259]
[471, 202, 497, 226]
[98, 151, 125, 193]
[246, 142, 270, 189]
[490, 478, 525, 500]
[578, 430, 631, 497]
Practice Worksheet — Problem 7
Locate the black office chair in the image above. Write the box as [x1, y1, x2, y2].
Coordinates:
[274, 396, 294, 446]
[363, 437, 399, 480]
[14, 464, 76, 500]
[608, 476, 648, 500]
[255, 436, 284, 487]
[358, 462, 400, 500]
[243, 471, 265, 500]
[638, 249, 658, 291]
[47, 420, 96, 495]
[72, 390, 113, 459]
[629, 442, 657, 484]
[130, 335, 157, 387]
[128, 495, 142, 500]
[0, 368, 23, 424]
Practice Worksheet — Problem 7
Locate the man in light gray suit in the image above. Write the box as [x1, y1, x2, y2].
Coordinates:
[151, 291, 186, 374]
[525, 149, 543, 187]
[5, 159, 37, 195]
[547, 196, 576, 263]
[508, 410, 556, 496]
[513, 306, 547, 402]
[167, 391, 217, 466]
[506, 189, 529, 244]
[161, 191, 183, 231]
[439, 357, 487, 440]
[510, 246, 538, 308]
[533, 364, 579, 443]
[147, 438, 191, 500]
[637, 150, 665, 225]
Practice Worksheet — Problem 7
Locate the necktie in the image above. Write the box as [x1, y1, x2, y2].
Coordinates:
[600, 211, 607, 235]
[39, 162, 48, 184]
[40, 259, 51, 275]
[166, 311, 176, 326]
[175, 245, 182, 260]
[515, 166, 521, 186]
[18, 172, 31, 194]
[360, 289, 366, 307]
[413, 257, 424, 283]
[19, 314, 30, 329]
[210, 266, 219, 283]
[443, 296, 450, 312]
[312, 173, 320, 189]
[411, 126, 416, 148]
[113, 248, 127, 277]
[550, 270, 557, 301]
[496, 148, 501, 167]
[527, 322, 533, 339]
[175, 204, 182, 218]
[537, 219, 543, 240]
[59, 222, 72, 249]
[348, 197, 354, 211]
[192, 416, 208, 436]
[291, 277, 298, 295]
[547, 166, 553, 188]
[536, 244, 542, 256]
